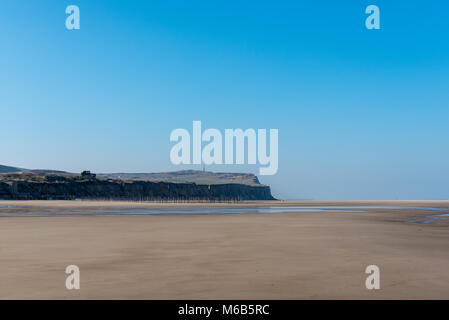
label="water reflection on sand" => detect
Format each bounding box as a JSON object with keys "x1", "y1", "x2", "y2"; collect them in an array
[{"x1": 0, "y1": 205, "x2": 448, "y2": 219}]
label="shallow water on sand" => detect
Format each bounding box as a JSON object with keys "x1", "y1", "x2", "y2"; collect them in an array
[{"x1": 0, "y1": 205, "x2": 447, "y2": 217}]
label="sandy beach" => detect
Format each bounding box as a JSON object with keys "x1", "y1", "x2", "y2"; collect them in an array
[{"x1": 0, "y1": 200, "x2": 448, "y2": 299}]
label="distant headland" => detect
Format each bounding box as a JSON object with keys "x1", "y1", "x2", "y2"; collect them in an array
[{"x1": 0, "y1": 165, "x2": 275, "y2": 201}]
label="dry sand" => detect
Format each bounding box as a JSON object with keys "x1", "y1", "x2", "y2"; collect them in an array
[{"x1": 0, "y1": 200, "x2": 448, "y2": 299}]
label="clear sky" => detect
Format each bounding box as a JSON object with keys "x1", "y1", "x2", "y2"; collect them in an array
[{"x1": 1, "y1": 1, "x2": 448, "y2": 199}]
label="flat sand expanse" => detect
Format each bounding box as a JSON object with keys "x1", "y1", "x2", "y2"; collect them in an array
[{"x1": 0, "y1": 200, "x2": 448, "y2": 299}]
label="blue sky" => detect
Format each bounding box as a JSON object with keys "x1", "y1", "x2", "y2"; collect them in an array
[{"x1": 1, "y1": 1, "x2": 448, "y2": 199}]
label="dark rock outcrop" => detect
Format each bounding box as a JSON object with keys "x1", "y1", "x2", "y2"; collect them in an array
[{"x1": 0, "y1": 173, "x2": 275, "y2": 201}]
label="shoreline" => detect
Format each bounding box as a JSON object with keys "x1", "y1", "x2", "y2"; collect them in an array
[{"x1": 1, "y1": 199, "x2": 449, "y2": 208}]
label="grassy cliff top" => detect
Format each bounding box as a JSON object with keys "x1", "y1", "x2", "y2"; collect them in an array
[
  {"x1": 98, "y1": 170, "x2": 261, "y2": 186},
  {"x1": 0, "y1": 166, "x2": 262, "y2": 186}
]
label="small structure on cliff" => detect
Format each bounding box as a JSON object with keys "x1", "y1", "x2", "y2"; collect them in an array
[{"x1": 80, "y1": 170, "x2": 96, "y2": 180}]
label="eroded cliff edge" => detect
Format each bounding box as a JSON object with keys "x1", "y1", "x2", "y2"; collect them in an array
[{"x1": 0, "y1": 172, "x2": 275, "y2": 201}]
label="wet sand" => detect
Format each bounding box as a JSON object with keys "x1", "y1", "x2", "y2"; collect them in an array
[{"x1": 0, "y1": 200, "x2": 448, "y2": 299}]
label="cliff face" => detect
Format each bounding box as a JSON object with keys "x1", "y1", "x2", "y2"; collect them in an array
[{"x1": 0, "y1": 175, "x2": 275, "y2": 201}]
